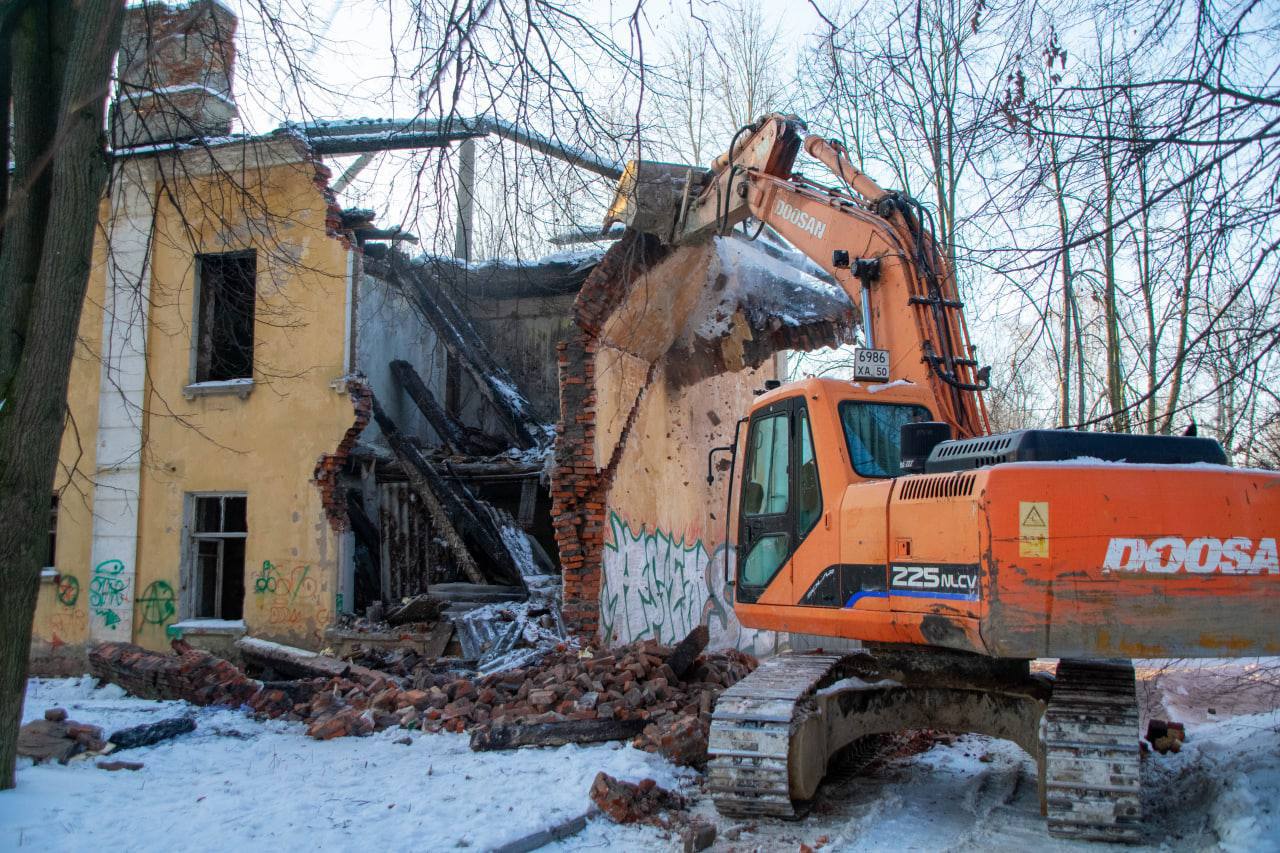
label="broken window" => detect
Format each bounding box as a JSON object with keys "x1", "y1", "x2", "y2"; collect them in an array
[
  {"x1": 195, "y1": 251, "x2": 256, "y2": 382},
  {"x1": 188, "y1": 494, "x2": 247, "y2": 620},
  {"x1": 46, "y1": 495, "x2": 59, "y2": 568}
]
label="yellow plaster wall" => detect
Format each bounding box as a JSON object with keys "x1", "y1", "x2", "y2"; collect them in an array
[
  {"x1": 29, "y1": 207, "x2": 111, "y2": 672},
  {"x1": 30, "y1": 144, "x2": 358, "y2": 666},
  {"x1": 137, "y1": 154, "x2": 354, "y2": 649}
]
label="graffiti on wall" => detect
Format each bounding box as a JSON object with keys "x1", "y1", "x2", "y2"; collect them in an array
[
  {"x1": 49, "y1": 574, "x2": 85, "y2": 647},
  {"x1": 89, "y1": 559, "x2": 130, "y2": 632},
  {"x1": 253, "y1": 560, "x2": 329, "y2": 643},
  {"x1": 56, "y1": 575, "x2": 80, "y2": 607},
  {"x1": 137, "y1": 580, "x2": 177, "y2": 629},
  {"x1": 600, "y1": 511, "x2": 779, "y2": 656}
]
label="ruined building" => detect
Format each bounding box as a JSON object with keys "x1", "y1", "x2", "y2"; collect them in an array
[{"x1": 30, "y1": 0, "x2": 853, "y2": 673}]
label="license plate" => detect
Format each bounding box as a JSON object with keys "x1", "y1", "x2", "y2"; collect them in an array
[{"x1": 853, "y1": 347, "x2": 890, "y2": 381}]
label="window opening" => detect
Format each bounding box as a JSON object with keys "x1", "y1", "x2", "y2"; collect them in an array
[
  {"x1": 189, "y1": 494, "x2": 247, "y2": 619},
  {"x1": 839, "y1": 401, "x2": 932, "y2": 477},
  {"x1": 195, "y1": 252, "x2": 256, "y2": 382}
]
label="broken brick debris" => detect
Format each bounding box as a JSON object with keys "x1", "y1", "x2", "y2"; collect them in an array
[
  {"x1": 87, "y1": 626, "x2": 755, "y2": 763},
  {"x1": 1145, "y1": 719, "x2": 1187, "y2": 754},
  {"x1": 589, "y1": 771, "x2": 716, "y2": 852},
  {"x1": 97, "y1": 760, "x2": 145, "y2": 772},
  {"x1": 17, "y1": 715, "x2": 108, "y2": 764},
  {"x1": 590, "y1": 771, "x2": 686, "y2": 824},
  {"x1": 90, "y1": 640, "x2": 365, "y2": 718},
  {"x1": 108, "y1": 716, "x2": 197, "y2": 751}
]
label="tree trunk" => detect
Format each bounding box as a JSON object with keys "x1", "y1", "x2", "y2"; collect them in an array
[
  {"x1": 1100, "y1": 142, "x2": 1128, "y2": 433},
  {"x1": 1160, "y1": 188, "x2": 1201, "y2": 435},
  {"x1": 0, "y1": 0, "x2": 124, "y2": 790},
  {"x1": 1048, "y1": 128, "x2": 1075, "y2": 428}
]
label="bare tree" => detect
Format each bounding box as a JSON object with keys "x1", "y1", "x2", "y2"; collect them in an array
[{"x1": 0, "y1": 0, "x2": 125, "y2": 789}]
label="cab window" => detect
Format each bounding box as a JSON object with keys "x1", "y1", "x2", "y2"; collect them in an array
[
  {"x1": 743, "y1": 413, "x2": 789, "y2": 516},
  {"x1": 796, "y1": 407, "x2": 821, "y2": 534},
  {"x1": 839, "y1": 401, "x2": 932, "y2": 477}
]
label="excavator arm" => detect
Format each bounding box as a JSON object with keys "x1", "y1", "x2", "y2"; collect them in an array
[{"x1": 608, "y1": 114, "x2": 990, "y2": 437}]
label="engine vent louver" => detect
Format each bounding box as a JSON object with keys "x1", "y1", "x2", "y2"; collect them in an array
[
  {"x1": 897, "y1": 473, "x2": 977, "y2": 501},
  {"x1": 934, "y1": 436, "x2": 1015, "y2": 458},
  {"x1": 924, "y1": 428, "x2": 1228, "y2": 473}
]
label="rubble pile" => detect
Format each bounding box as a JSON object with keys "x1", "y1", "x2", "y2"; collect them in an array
[
  {"x1": 88, "y1": 625, "x2": 755, "y2": 767},
  {"x1": 589, "y1": 771, "x2": 686, "y2": 822},
  {"x1": 303, "y1": 627, "x2": 755, "y2": 764}
]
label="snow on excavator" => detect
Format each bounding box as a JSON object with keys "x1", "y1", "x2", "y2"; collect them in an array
[{"x1": 604, "y1": 114, "x2": 1280, "y2": 842}]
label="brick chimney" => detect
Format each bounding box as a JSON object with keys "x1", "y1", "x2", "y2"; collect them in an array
[{"x1": 112, "y1": 0, "x2": 238, "y2": 149}]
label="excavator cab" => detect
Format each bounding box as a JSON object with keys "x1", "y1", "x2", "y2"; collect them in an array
[{"x1": 731, "y1": 377, "x2": 939, "y2": 612}]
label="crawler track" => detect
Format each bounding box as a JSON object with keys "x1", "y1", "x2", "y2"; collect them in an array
[
  {"x1": 1044, "y1": 659, "x2": 1142, "y2": 843},
  {"x1": 706, "y1": 652, "x2": 844, "y2": 818}
]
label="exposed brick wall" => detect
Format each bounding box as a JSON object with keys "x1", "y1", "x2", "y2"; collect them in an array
[
  {"x1": 90, "y1": 641, "x2": 263, "y2": 708},
  {"x1": 314, "y1": 377, "x2": 373, "y2": 531},
  {"x1": 312, "y1": 162, "x2": 352, "y2": 246},
  {"x1": 117, "y1": 0, "x2": 238, "y2": 96},
  {"x1": 552, "y1": 233, "x2": 671, "y2": 637}
]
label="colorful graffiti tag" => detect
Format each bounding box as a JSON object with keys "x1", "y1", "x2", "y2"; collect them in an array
[
  {"x1": 55, "y1": 575, "x2": 80, "y2": 607},
  {"x1": 253, "y1": 560, "x2": 328, "y2": 643},
  {"x1": 89, "y1": 559, "x2": 129, "y2": 631},
  {"x1": 600, "y1": 511, "x2": 778, "y2": 656},
  {"x1": 137, "y1": 580, "x2": 177, "y2": 628}
]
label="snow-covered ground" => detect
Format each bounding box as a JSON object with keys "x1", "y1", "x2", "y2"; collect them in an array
[{"x1": 2, "y1": 667, "x2": 1278, "y2": 852}]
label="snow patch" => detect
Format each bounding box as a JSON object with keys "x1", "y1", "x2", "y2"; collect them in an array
[
  {"x1": 3, "y1": 678, "x2": 692, "y2": 852},
  {"x1": 816, "y1": 676, "x2": 902, "y2": 697},
  {"x1": 867, "y1": 379, "x2": 915, "y2": 393}
]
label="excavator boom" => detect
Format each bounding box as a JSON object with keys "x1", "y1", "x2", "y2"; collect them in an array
[{"x1": 608, "y1": 113, "x2": 989, "y2": 436}]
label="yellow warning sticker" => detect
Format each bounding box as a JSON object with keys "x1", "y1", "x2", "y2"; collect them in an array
[{"x1": 1019, "y1": 501, "x2": 1049, "y2": 558}]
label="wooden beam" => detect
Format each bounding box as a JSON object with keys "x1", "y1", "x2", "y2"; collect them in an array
[
  {"x1": 372, "y1": 395, "x2": 525, "y2": 586},
  {"x1": 379, "y1": 255, "x2": 545, "y2": 448},
  {"x1": 470, "y1": 718, "x2": 647, "y2": 751},
  {"x1": 389, "y1": 359, "x2": 506, "y2": 456}
]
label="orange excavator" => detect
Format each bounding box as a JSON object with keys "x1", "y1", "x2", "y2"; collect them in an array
[{"x1": 605, "y1": 115, "x2": 1280, "y2": 841}]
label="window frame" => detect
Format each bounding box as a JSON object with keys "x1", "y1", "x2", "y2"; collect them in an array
[
  {"x1": 838, "y1": 400, "x2": 933, "y2": 479},
  {"x1": 182, "y1": 492, "x2": 248, "y2": 621},
  {"x1": 191, "y1": 250, "x2": 257, "y2": 386}
]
